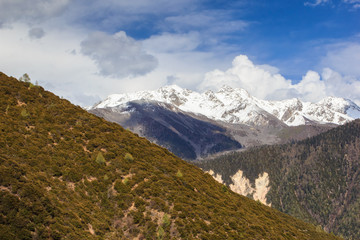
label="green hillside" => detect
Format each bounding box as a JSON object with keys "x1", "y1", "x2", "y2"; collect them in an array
[
  {"x1": 0, "y1": 72, "x2": 340, "y2": 239},
  {"x1": 197, "y1": 119, "x2": 360, "y2": 239}
]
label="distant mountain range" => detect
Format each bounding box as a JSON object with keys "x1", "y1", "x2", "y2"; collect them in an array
[
  {"x1": 89, "y1": 85, "x2": 360, "y2": 159},
  {"x1": 91, "y1": 85, "x2": 360, "y2": 126}
]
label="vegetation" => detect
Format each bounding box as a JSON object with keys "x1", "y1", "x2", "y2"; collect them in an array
[
  {"x1": 197, "y1": 119, "x2": 360, "y2": 239},
  {"x1": 0, "y1": 72, "x2": 341, "y2": 239}
]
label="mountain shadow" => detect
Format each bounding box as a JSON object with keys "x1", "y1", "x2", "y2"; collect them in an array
[{"x1": 90, "y1": 101, "x2": 242, "y2": 160}]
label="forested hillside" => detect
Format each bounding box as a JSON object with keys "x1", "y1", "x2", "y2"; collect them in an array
[{"x1": 197, "y1": 119, "x2": 360, "y2": 239}]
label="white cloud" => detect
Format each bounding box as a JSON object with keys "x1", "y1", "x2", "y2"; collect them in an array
[
  {"x1": 199, "y1": 55, "x2": 292, "y2": 100},
  {"x1": 81, "y1": 31, "x2": 158, "y2": 78},
  {"x1": 140, "y1": 31, "x2": 234, "y2": 90},
  {"x1": 198, "y1": 54, "x2": 360, "y2": 104},
  {"x1": 0, "y1": 0, "x2": 71, "y2": 25},
  {"x1": 0, "y1": 23, "x2": 215, "y2": 107},
  {"x1": 322, "y1": 68, "x2": 360, "y2": 103},
  {"x1": 321, "y1": 43, "x2": 360, "y2": 77},
  {"x1": 294, "y1": 71, "x2": 326, "y2": 102}
]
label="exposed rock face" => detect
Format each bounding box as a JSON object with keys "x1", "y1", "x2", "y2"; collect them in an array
[
  {"x1": 207, "y1": 169, "x2": 271, "y2": 206},
  {"x1": 229, "y1": 170, "x2": 254, "y2": 198},
  {"x1": 253, "y1": 172, "x2": 271, "y2": 205}
]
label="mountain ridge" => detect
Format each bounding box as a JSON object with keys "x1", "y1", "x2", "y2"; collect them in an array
[{"x1": 90, "y1": 84, "x2": 360, "y2": 127}]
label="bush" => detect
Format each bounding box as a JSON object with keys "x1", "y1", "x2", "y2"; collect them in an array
[
  {"x1": 96, "y1": 152, "x2": 106, "y2": 165},
  {"x1": 157, "y1": 226, "x2": 164, "y2": 240},
  {"x1": 124, "y1": 153, "x2": 134, "y2": 162},
  {"x1": 162, "y1": 214, "x2": 170, "y2": 228},
  {"x1": 21, "y1": 109, "x2": 29, "y2": 117},
  {"x1": 176, "y1": 170, "x2": 183, "y2": 178}
]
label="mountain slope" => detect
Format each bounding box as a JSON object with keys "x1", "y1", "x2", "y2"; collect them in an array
[
  {"x1": 196, "y1": 119, "x2": 360, "y2": 239},
  {"x1": 91, "y1": 85, "x2": 360, "y2": 126},
  {"x1": 0, "y1": 72, "x2": 340, "y2": 239},
  {"x1": 90, "y1": 101, "x2": 242, "y2": 160}
]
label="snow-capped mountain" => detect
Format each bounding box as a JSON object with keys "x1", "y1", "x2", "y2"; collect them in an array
[{"x1": 91, "y1": 85, "x2": 360, "y2": 126}]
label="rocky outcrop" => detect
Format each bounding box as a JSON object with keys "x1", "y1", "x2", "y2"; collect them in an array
[{"x1": 206, "y1": 169, "x2": 271, "y2": 206}]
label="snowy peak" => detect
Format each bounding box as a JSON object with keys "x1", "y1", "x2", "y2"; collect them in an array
[
  {"x1": 91, "y1": 85, "x2": 360, "y2": 126},
  {"x1": 318, "y1": 97, "x2": 360, "y2": 119}
]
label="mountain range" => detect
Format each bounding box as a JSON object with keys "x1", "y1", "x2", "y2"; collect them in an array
[
  {"x1": 0, "y1": 72, "x2": 340, "y2": 239},
  {"x1": 89, "y1": 85, "x2": 360, "y2": 160},
  {"x1": 91, "y1": 85, "x2": 360, "y2": 126}
]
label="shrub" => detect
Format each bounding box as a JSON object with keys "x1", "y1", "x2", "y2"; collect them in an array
[
  {"x1": 157, "y1": 226, "x2": 164, "y2": 240},
  {"x1": 124, "y1": 153, "x2": 134, "y2": 162},
  {"x1": 162, "y1": 214, "x2": 170, "y2": 228},
  {"x1": 96, "y1": 152, "x2": 106, "y2": 165},
  {"x1": 176, "y1": 170, "x2": 183, "y2": 178},
  {"x1": 21, "y1": 109, "x2": 29, "y2": 117}
]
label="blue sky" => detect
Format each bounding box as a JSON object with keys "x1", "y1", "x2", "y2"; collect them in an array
[{"x1": 0, "y1": 0, "x2": 359, "y2": 106}]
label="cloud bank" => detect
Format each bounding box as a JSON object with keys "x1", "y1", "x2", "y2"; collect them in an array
[{"x1": 199, "y1": 55, "x2": 360, "y2": 104}]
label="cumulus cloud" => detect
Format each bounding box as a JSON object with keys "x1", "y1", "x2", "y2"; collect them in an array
[
  {"x1": 321, "y1": 43, "x2": 360, "y2": 77},
  {"x1": 199, "y1": 55, "x2": 292, "y2": 100},
  {"x1": 293, "y1": 71, "x2": 326, "y2": 102},
  {"x1": 322, "y1": 68, "x2": 360, "y2": 102},
  {"x1": 198, "y1": 54, "x2": 360, "y2": 104},
  {"x1": 0, "y1": 0, "x2": 70, "y2": 25},
  {"x1": 81, "y1": 31, "x2": 158, "y2": 78},
  {"x1": 28, "y1": 27, "x2": 45, "y2": 39}
]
